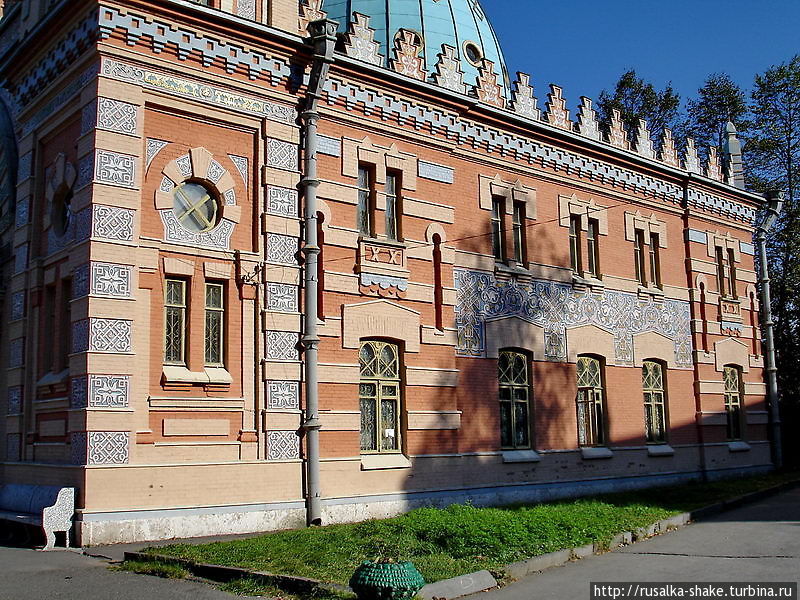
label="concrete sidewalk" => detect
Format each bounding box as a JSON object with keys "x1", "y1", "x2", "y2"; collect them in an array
[{"x1": 473, "y1": 487, "x2": 800, "y2": 600}]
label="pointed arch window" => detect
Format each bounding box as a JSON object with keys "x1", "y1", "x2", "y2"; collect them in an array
[{"x1": 359, "y1": 340, "x2": 401, "y2": 453}]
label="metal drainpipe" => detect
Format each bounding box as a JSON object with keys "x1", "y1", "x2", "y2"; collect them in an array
[
  {"x1": 299, "y1": 18, "x2": 336, "y2": 527},
  {"x1": 756, "y1": 190, "x2": 784, "y2": 469}
]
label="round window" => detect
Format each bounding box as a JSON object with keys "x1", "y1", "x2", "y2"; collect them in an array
[
  {"x1": 463, "y1": 41, "x2": 483, "y2": 66},
  {"x1": 52, "y1": 186, "x2": 73, "y2": 237},
  {"x1": 172, "y1": 181, "x2": 218, "y2": 233}
]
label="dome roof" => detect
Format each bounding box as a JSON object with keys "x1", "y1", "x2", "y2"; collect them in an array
[{"x1": 325, "y1": 0, "x2": 510, "y2": 98}]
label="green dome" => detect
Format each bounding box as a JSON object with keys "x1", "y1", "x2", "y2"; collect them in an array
[{"x1": 325, "y1": 0, "x2": 510, "y2": 97}]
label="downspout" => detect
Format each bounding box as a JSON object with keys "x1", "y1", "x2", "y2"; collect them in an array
[
  {"x1": 756, "y1": 190, "x2": 783, "y2": 469},
  {"x1": 299, "y1": 18, "x2": 337, "y2": 527}
]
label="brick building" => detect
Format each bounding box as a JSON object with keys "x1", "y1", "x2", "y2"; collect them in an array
[{"x1": 0, "y1": 0, "x2": 774, "y2": 545}]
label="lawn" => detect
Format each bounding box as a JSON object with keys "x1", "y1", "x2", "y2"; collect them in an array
[{"x1": 141, "y1": 470, "x2": 798, "y2": 586}]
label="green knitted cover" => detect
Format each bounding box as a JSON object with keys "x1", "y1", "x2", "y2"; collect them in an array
[{"x1": 349, "y1": 561, "x2": 426, "y2": 600}]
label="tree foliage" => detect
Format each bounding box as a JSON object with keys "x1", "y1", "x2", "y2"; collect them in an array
[
  {"x1": 596, "y1": 69, "x2": 681, "y2": 143},
  {"x1": 682, "y1": 73, "x2": 748, "y2": 151}
]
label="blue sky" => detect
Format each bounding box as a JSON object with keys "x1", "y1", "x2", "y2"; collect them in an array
[{"x1": 482, "y1": 1, "x2": 800, "y2": 112}]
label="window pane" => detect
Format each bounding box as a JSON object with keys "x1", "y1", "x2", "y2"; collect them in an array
[
  {"x1": 500, "y1": 402, "x2": 512, "y2": 447},
  {"x1": 491, "y1": 198, "x2": 503, "y2": 260},
  {"x1": 360, "y1": 398, "x2": 377, "y2": 451},
  {"x1": 649, "y1": 233, "x2": 661, "y2": 287},
  {"x1": 513, "y1": 202, "x2": 524, "y2": 263},
  {"x1": 514, "y1": 401, "x2": 529, "y2": 447},
  {"x1": 385, "y1": 173, "x2": 398, "y2": 241},
  {"x1": 164, "y1": 307, "x2": 184, "y2": 363},
  {"x1": 357, "y1": 167, "x2": 372, "y2": 235},
  {"x1": 570, "y1": 216, "x2": 581, "y2": 273},
  {"x1": 204, "y1": 310, "x2": 223, "y2": 364},
  {"x1": 587, "y1": 220, "x2": 599, "y2": 277},
  {"x1": 380, "y1": 399, "x2": 398, "y2": 451},
  {"x1": 206, "y1": 283, "x2": 223, "y2": 309}
]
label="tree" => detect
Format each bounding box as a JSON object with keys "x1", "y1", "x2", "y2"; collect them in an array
[
  {"x1": 682, "y1": 73, "x2": 748, "y2": 151},
  {"x1": 596, "y1": 69, "x2": 681, "y2": 144},
  {"x1": 746, "y1": 55, "x2": 800, "y2": 464}
]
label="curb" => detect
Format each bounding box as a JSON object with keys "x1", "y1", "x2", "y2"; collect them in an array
[{"x1": 123, "y1": 477, "x2": 800, "y2": 600}]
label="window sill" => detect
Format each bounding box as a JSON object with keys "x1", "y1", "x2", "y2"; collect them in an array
[
  {"x1": 647, "y1": 444, "x2": 674, "y2": 457},
  {"x1": 360, "y1": 454, "x2": 411, "y2": 470},
  {"x1": 728, "y1": 441, "x2": 751, "y2": 453},
  {"x1": 580, "y1": 447, "x2": 613, "y2": 460},
  {"x1": 162, "y1": 366, "x2": 233, "y2": 385},
  {"x1": 502, "y1": 449, "x2": 541, "y2": 463},
  {"x1": 36, "y1": 368, "x2": 70, "y2": 388},
  {"x1": 637, "y1": 285, "x2": 665, "y2": 298},
  {"x1": 572, "y1": 274, "x2": 604, "y2": 291}
]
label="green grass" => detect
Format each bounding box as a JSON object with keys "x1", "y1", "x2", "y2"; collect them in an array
[
  {"x1": 144, "y1": 470, "x2": 798, "y2": 586},
  {"x1": 219, "y1": 578, "x2": 355, "y2": 600},
  {"x1": 115, "y1": 559, "x2": 190, "y2": 579}
]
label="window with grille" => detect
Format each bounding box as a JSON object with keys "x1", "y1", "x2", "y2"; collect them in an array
[
  {"x1": 724, "y1": 365, "x2": 744, "y2": 440},
  {"x1": 642, "y1": 361, "x2": 667, "y2": 444},
  {"x1": 498, "y1": 350, "x2": 531, "y2": 449},
  {"x1": 569, "y1": 215, "x2": 582, "y2": 274},
  {"x1": 576, "y1": 356, "x2": 605, "y2": 446},
  {"x1": 385, "y1": 171, "x2": 400, "y2": 241},
  {"x1": 359, "y1": 341, "x2": 401, "y2": 453},
  {"x1": 648, "y1": 232, "x2": 662, "y2": 288},
  {"x1": 204, "y1": 282, "x2": 224, "y2": 366},
  {"x1": 491, "y1": 196, "x2": 505, "y2": 261},
  {"x1": 587, "y1": 218, "x2": 600, "y2": 278},
  {"x1": 164, "y1": 279, "x2": 187, "y2": 364},
  {"x1": 512, "y1": 201, "x2": 525, "y2": 264},
  {"x1": 634, "y1": 229, "x2": 647, "y2": 286},
  {"x1": 357, "y1": 165, "x2": 373, "y2": 236}
]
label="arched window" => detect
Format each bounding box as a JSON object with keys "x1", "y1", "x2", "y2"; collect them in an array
[
  {"x1": 359, "y1": 341, "x2": 401, "y2": 453},
  {"x1": 723, "y1": 365, "x2": 745, "y2": 440},
  {"x1": 642, "y1": 361, "x2": 667, "y2": 444},
  {"x1": 498, "y1": 350, "x2": 531, "y2": 449},
  {"x1": 576, "y1": 356, "x2": 605, "y2": 447}
]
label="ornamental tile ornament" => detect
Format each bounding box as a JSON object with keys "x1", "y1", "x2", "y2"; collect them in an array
[
  {"x1": 146, "y1": 139, "x2": 169, "y2": 170},
  {"x1": 18, "y1": 152, "x2": 32, "y2": 181},
  {"x1": 706, "y1": 146, "x2": 723, "y2": 181},
  {"x1": 10, "y1": 291, "x2": 24, "y2": 321},
  {"x1": 207, "y1": 159, "x2": 225, "y2": 184},
  {"x1": 89, "y1": 375, "x2": 130, "y2": 408},
  {"x1": 607, "y1": 109, "x2": 626, "y2": 149},
  {"x1": 635, "y1": 119, "x2": 655, "y2": 160},
  {"x1": 73, "y1": 265, "x2": 89, "y2": 298},
  {"x1": 391, "y1": 29, "x2": 426, "y2": 81},
  {"x1": 267, "y1": 381, "x2": 299, "y2": 410},
  {"x1": 101, "y1": 57, "x2": 294, "y2": 123},
  {"x1": 159, "y1": 176, "x2": 175, "y2": 193},
  {"x1": 298, "y1": 0, "x2": 327, "y2": 36},
  {"x1": 160, "y1": 210, "x2": 235, "y2": 250},
  {"x1": 236, "y1": 0, "x2": 256, "y2": 20},
  {"x1": 266, "y1": 139, "x2": 298, "y2": 171},
  {"x1": 176, "y1": 154, "x2": 192, "y2": 178},
  {"x1": 317, "y1": 135, "x2": 342, "y2": 157},
  {"x1": 77, "y1": 154, "x2": 93, "y2": 189},
  {"x1": 95, "y1": 149, "x2": 137, "y2": 188},
  {"x1": 97, "y1": 98, "x2": 138, "y2": 136},
  {"x1": 418, "y1": 161, "x2": 454, "y2": 184},
  {"x1": 267, "y1": 430, "x2": 300, "y2": 460},
  {"x1": 71, "y1": 320, "x2": 89, "y2": 353},
  {"x1": 81, "y1": 101, "x2": 96, "y2": 135},
  {"x1": 545, "y1": 85, "x2": 571, "y2": 130},
  {"x1": 575, "y1": 97, "x2": 600, "y2": 141},
  {"x1": 87, "y1": 432, "x2": 129, "y2": 465},
  {"x1": 89, "y1": 318, "x2": 133, "y2": 353},
  {"x1": 453, "y1": 269, "x2": 692, "y2": 368},
  {"x1": 474, "y1": 60, "x2": 504, "y2": 108},
  {"x1": 267, "y1": 283, "x2": 298, "y2": 313},
  {"x1": 15, "y1": 197, "x2": 29, "y2": 227},
  {"x1": 6, "y1": 433, "x2": 21, "y2": 462},
  {"x1": 266, "y1": 331, "x2": 298, "y2": 361},
  {"x1": 9, "y1": 338, "x2": 24, "y2": 368},
  {"x1": 511, "y1": 73, "x2": 541, "y2": 121},
  {"x1": 659, "y1": 128, "x2": 680, "y2": 167},
  {"x1": 266, "y1": 186, "x2": 298, "y2": 217},
  {"x1": 91, "y1": 262, "x2": 133, "y2": 298},
  {"x1": 266, "y1": 233, "x2": 298, "y2": 265},
  {"x1": 223, "y1": 189, "x2": 236, "y2": 206},
  {"x1": 92, "y1": 205, "x2": 135, "y2": 241},
  {"x1": 343, "y1": 13, "x2": 383, "y2": 66},
  {"x1": 70, "y1": 376, "x2": 88, "y2": 409},
  {"x1": 684, "y1": 138, "x2": 701, "y2": 174},
  {"x1": 432, "y1": 45, "x2": 466, "y2": 94},
  {"x1": 7, "y1": 386, "x2": 22, "y2": 415},
  {"x1": 228, "y1": 155, "x2": 249, "y2": 187},
  {"x1": 70, "y1": 432, "x2": 87, "y2": 465}
]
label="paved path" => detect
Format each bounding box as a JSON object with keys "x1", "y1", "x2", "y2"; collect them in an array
[
  {"x1": 0, "y1": 544, "x2": 241, "y2": 600},
  {"x1": 475, "y1": 487, "x2": 800, "y2": 600}
]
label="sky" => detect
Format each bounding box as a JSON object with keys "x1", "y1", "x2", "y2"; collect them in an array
[{"x1": 482, "y1": 1, "x2": 800, "y2": 113}]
